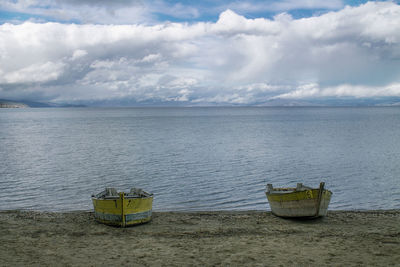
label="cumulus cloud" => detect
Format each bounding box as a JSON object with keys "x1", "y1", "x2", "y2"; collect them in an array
[{"x1": 1, "y1": 2, "x2": 400, "y2": 105}]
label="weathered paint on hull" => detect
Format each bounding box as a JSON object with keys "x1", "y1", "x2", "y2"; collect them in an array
[
  {"x1": 92, "y1": 195, "x2": 153, "y2": 227},
  {"x1": 266, "y1": 189, "x2": 332, "y2": 218}
]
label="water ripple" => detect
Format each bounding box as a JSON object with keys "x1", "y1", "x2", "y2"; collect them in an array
[{"x1": 1, "y1": 107, "x2": 400, "y2": 211}]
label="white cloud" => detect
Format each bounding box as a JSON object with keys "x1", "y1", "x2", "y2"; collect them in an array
[
  {"x1": 71, "y1": 49, "x2": 87, "y2": 60},
  {"x1": 273, "y1": 83, "x2": 400, "y2": 99},
  {"x1": 140, "y1": 53, "x2": 162, "y2": 63},
  {"x1": 0, "y1": 61, "x2": 65, "y2": 84},
  {"x1": 1, "y1": 2, "x2": 400, "y2": 105}
]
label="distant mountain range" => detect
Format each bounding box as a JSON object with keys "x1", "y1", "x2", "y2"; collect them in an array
[
  {"x1": 0, "y1": 99, "x2": 86, "y2": 108},
  {"x1": 1, "y1": 98, "x2": 400, "y2": 108},
  {"x1": 255, "y1": 98, "x2": 400, "y2": 107}
]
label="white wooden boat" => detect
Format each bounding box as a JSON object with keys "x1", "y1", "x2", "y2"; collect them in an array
[{"x1": 266, "y1": 182, "x2": 332, "y2": 218}]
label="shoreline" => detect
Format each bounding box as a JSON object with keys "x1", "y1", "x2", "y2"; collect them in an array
[
  {"x1": 5, "y1": 208, "x2": 400, "y2": 215},
  {"x1": 1, "y1": 210, "x2": 399, "y2": 266}
]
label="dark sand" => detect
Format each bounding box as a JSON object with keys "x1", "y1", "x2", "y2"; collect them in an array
[{"x1": 0, "y1": 210, "x2": 399, "y2": 266}]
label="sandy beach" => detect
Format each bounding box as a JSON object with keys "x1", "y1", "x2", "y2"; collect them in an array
[{"x1": 1, "y1": 210, "x2": 399, "y2": 266}]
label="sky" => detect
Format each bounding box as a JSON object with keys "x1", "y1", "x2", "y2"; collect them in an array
[{"x1": 1, "y1": 0, "x2": 400, "y2": 106}]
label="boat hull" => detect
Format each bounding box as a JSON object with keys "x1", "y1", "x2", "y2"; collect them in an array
[
  {"x1": 266, "y1": 188, "x2": 332, "y2": 218},
  {"x1": 92, "y1": 195, "x2": 153, "y2": 227}
]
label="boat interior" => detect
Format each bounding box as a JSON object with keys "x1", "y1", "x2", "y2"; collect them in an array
[
  {"x1": 266, "y1": 183, "x2": 313, "y2": 194},
  {"x1": 93, "y1": 187, "x2": 153, "y2": 199}
]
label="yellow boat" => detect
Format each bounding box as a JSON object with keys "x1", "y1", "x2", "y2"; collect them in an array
[
  {"x1": 92, "y1": 188, "x2": 153, "y2": 227},
  {"x1": 266, "y1": 182, "x2": 332, "y2": 218}
]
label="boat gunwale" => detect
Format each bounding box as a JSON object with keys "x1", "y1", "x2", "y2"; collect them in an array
[
  {"x1": 266, "y1": 188, "x2": 333, "y2": 196},
  {"x1": 91, "y1": 194, "x2": 154, "y2": 201}
]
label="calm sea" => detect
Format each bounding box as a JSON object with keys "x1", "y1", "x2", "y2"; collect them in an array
[{"x1": 1, "y1": 107, "x2": 400, "y2": 211}]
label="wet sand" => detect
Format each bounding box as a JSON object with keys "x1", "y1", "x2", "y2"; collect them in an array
[{"x1": 1, "y1": 210, "x2": 399, "y2": 266}]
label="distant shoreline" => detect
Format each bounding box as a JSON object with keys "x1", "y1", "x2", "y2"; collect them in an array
[
  {"x1": 1, "y1": 210, "x2": 399, "y2": 266},
  {"x1": 0, "y1": 102, "x2": 29, "y2": 108},
  {"x1": 2, "y1": 104, "x2": 400, "y2": 108},
  {"x1": 0, "y1": 99, "x2": 86, "y2": 108},
  {"x1": 2, "y1": 98, "x2": 400, "y2": 108}
]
